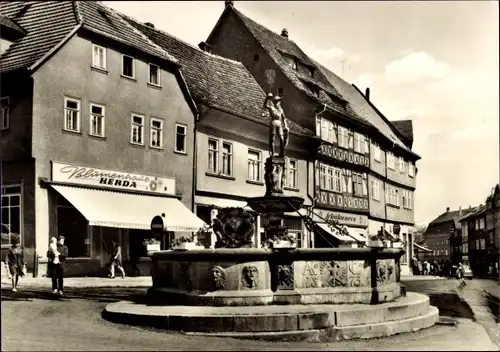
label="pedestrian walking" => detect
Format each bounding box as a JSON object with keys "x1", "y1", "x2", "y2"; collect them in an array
[
  {"x1": 457, "y1": 262, "x2": 467, "y2": 286},
  {"x1": 109, "y1": 240, "x2": 125, "y2": 279},
  {"x1": 48, "y1": 236, "x2": 68, "y2": 295},
  {"x1": 3, "y1": 234, "x2": 26, "y2": 292}
]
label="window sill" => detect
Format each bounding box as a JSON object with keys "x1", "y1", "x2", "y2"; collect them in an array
[
  {"x1": 372, "y1": 198, "x2": 380, "y2": 202},
  {"x1": 130, "y1": 142, "x2": 145, "y2": 149},
  {"x1": 374, "y1": 159, "x2": 382, "y2": 164},
  {"x1": 150, "y1": 145, "x2": 164, "y2": 151},
  {"x1": 89, "y1": 134, "x2": 106, "y2": 141},
  {"x1": 91, "y1": 66, "x2": 108, "y2": 75},
  {"x1": 120, "y1": 75, "x2": 137, "y2": 82},
  {"x1": 174, "y1": 150, "x2": 188, "y2": 156},
  {"x1": 147, "y1": 83, "x2": 162, "y2": 90},
  {"x1": 246, "y1": 180, "x2": 264, "y2": 186},
  {"x1": 62, "y1": 129, "x2": 82, "y2": 136},
  {"x1": 387, "y1": 203, "x2": 400, "y2": 209},
  {"x1": 284, "y1": 186, "x2": 299, "y2": 192},
  {"x1": 206, "y1": 172, "x2": 236, "y2": 181}
]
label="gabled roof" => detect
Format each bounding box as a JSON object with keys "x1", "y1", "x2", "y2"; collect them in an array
[
  {"x1": 208, "y1": 6, "x2": 368, "y2": 126},
  {"x1": 121, "y1": 15, "x2": 314, "y2": 137},
  {"x1": 314, "y1": 61, "x2": 416, "y2": 155},
  {"x1": 391, "y1": 120, "x2": 414, "y2": 145},
  {"x1": 0, "y1": 1, "x2": 176, "y2": 74},
  {"x1": 459, "y1": 205, "x2": 486, "y2": 222}
]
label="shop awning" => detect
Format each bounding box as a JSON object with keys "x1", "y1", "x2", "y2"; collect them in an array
[
  {"x1": 414, "y1": 243, "x2": 433, "y2": 252},
  {"x1": 316, "y1": 223, "x2": 355, "y2": 242},
  {"x1": 51, "y1": 185, "x2": 206, "y2": 231},
  {"x1": 195, "y1": 196, "x2": 252, "y2": 211}
]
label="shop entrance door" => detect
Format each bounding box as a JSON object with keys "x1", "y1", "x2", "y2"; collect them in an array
[{"x1": 100, "y1": 227, "x2": 121, "y2": 268}]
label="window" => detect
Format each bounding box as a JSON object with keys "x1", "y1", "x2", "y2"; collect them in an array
[
  {"x1": 1, "y1": 185, "x2": 21, "y2": 247},
  {"x1": 56, "y1": 194, "x2": 89, "y2": 257},
  {"x1": 149, "y1": 64, "x2": 160, "y2": 86},
  {"x1": 352, "y1": 173, "x2": 363, "y2": 196},
  {"x1": 284, "y1": 216, "x2": 303, "y2": 248},
  {"x1": 92, "y1": 44, "x2": 106, "y2": 70},
  {"x1": 480, "y1": 238, "x2": 486, "y2": 250},
  {"x1": 479, "y1": 218, "x2": 485, "y2": 229},
  {"x1": 371, "y1": 179, "x2": 380, "y2": 201},
  {"x1": 408, "y1": 163, "x2": 415, "y2": 177},
  {"x1": 318, "y1": 118, "x2": 336, "y2": 144},
  {"x1": 316, "y1": 117, "x2": 321, "y2": 137},
  {"x1": 399, "y1": 157, "x2": 405, "y2": 173},
  {"x1": 354, "y1": 133, "x2": 363, "y2": 153},
  {"x1": 334, "y1": 169, "x2": 342, "y2": 192},
  {"x1": 312, "y1": 86, "x2": 320, "y2": 97},
  {"x1": 320, "y1": 165, "x2": 327, "y2": 189},
  {"x1": 475, "y1": 219, "x2": 479, "y2": 229},
  {"x1": 130, "y1": 114, "x2": 144, "y2": 145},
  {"x1": 150, "y1": 118, "x2": 163, "y2": 148},
  {"x1": 373, "y1": 143, "x2": 381, "y2": 162},
  {"x1": 208, "y1": 139, "x2": 219, "y2": 173},
  {"x1": 253, "y1": 54, "x2": 260, "y2": 61},
  {"x1": 0, "y1": 97, "x2": 9, "y2": 130},
  {"x1": 175, "y1": 124, "x2": 187, "y2": 153},
  {"x1": 89, "y1": 103, "x2": 105, "y2": 137},
  {"x1": 387, "y1": 152, "x2": 395, "y2": 170},
  {"x1": 222, "y1": 142, "x2": 233, "y2": 176},
  {"x1": 122, "y1": 55, "x2": 135, "y2": 78},
  {"x1": 338, "y1": 126, "x2": 349, "y2": 149},
  {"x1": 327, "y1": 168, "x2": 334, "y2": 191},
  {"x1": 64, "y1": 97, "x2": 80, "y2": 132},
  {"x1": 292, "y1": 59, "x2": 298, "y2": 70},
  {"x1": 308, "y1": 67, "x2": 314, "y2": 78},
  {"x1": 278, "y1": 87, "x2": 284, "y2": 96},
  {"x1": 248, "y1": 150, "x2": 262, "y2": 182},
  {"x1": 386, "y1": 186, "x2": 400, "y2": 207},
  {"x1": 445, "y1": 249, "x2": 448, "y2": 255},
  {"x1": 286, "y1": 158, "x2": 298, "y2": 189},
  {"x1": 402, "y1": 190, "x2": 412, "y2": 209}
]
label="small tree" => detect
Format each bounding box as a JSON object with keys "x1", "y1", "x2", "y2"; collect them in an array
[{"x1": 411, "y1": 225, "x2": 428, "y2": 245}]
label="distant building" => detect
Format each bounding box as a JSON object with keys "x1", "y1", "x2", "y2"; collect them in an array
[
  {"x1": 485, "y1": 184, "x2": 500, "y2": 276},
  {"x1": 424, "y1": 207, "x2": 460, "y2": 262}
]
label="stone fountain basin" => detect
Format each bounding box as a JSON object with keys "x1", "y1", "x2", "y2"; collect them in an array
[{"x1": 149, "y1": 248, "x2": 404, "y2": 306}]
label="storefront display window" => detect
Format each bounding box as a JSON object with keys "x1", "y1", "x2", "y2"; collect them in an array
[{"x1": 56, "y1": 195, "x2": 90, "y2": 257}]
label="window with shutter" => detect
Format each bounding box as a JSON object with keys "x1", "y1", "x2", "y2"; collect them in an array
[{"x1": 348, "y1": 131, "x2": 354, "y2": 149}]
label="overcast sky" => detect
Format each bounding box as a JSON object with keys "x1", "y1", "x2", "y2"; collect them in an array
[{"x1": 105, "y1": 1, "x2": 499, "y2": 225}]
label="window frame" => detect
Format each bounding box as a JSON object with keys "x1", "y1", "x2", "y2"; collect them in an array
[
  {"x1": 399, "y1": 157, "x2": 405, "y2": 173},
  {"x1": 174, "y1": 123, "x2": 187, "y2": 154},
  {"x1": 408, "y1": 163, "x2": 415, "y2": 177},
  {"x1": 148, "y1": 63, "x2": 161, "y2": 86},
  {"x1": 130, "y1": 113, "x2": 145, "y2": 146},
  {"x1": 1, "y1": 184, "x2": 22, "y2": 248},
  {"x1": 221, "y1": 141, "x2": 233, "y2": 177},
  {"x1": 208, "y1": 138, "x2": 220, "y2": 173},
  {"x1": 286, "y1": 158, "x2": 298, "y2": 189},
  {"x1": 89, "y1": 103, "x2": 106, "y2": 138},
  {"x1": 338, "y1": 126, "x2": 349, "y2": 149},
  {"x1": 92, "y1": 43, "x2": 107, "y2": 70},
  {"x1": 371, "y1": 179, "x2": 380, "y2": 201},
  {"x1": 0, "y1": 96, "x2": 10, "y2": 130},
  {"x1": 63, "y1": 97, "x2": 81, "y2": 133},
  {"x1": 247, "y1": 149, "x2": 262, "y2": 182},
  {"x1": 150, "y1": 117, "x2": 164, "y2": 149},
  {"x1": 121, "y1": 54, "x2": 136, "y2": 79}
]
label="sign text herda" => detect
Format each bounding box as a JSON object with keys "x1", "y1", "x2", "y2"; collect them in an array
[{"x1": 51, "y1": 162, "x2": 176, "y2": 195}]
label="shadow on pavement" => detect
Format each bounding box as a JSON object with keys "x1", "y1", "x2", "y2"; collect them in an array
[
  {"x1": 1, "y1": 287, "x2": 149, "y2": 304},
  {"x1": 484, "y1": 291, "x2": 500, "y2": 323},
  {"x1": 427, "y1": 293, "x2": 475, "y2": 321}
]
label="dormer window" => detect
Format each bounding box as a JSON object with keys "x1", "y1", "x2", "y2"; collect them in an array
[
  {"x1": 253, "y1": 53, "x2": 260, "y2": 61},
  {"x1": 292, "y1": 59, "x2": 298, "y2": 70},
  {"x1": 0, "y1": 15, "x2": 26, "y2": 55},
  {"x1": 308, "y1": 67, "x2": 315, "y2": 77},
  {"x1": 313, "y1": 86, "x2": 320, "y2": 97}
]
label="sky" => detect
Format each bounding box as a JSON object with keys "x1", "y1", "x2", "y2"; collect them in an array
[{"x1": 105, "y1": 1, "x2": 499, "y2": 225}]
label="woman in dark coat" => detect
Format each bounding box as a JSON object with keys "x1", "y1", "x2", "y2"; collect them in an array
[{"x1": 3, "y1": 235, "x2": 26, "y2": 292}]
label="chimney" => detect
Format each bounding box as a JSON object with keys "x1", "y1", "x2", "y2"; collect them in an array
[
  {"x1": 446, "y1": 207, "x2": 450, "y2": 213},
  {"x1": 459, "y1": 206, "x2": 462, "y2": 216},
  {"x1": 469, "y1": 205, "x2": 472, "y2": 210},
  {"x1": 198, "y1": 41, "x2": 212, "y2": 54},
  {"x1": 144, "y1": 22, "x2": 155, "y2": 28},
  {"x1": 365, "y1": 87, "x2": 370, "y2": 101},
  {"x1": 281, "y1": 28, "x2": 289, "y2": 39},
  {"x1": 225, "y1": 0, "x2": 234, "y2": 8}
]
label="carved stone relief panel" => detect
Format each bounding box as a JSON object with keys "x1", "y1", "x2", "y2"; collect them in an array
[
  {"x1": 347, "y1": 260, "x2": 370, "y2": 287},
  {"x1": 303, "y1": 261, "x2": 320, "y2": 288},
  {"x1": 212, "y1": 265, "x2": 226, "y2": 290},
  {"x1": 376, "y1": 259, "x2": 395, "y2": 285},
  {"x1": 241, "y1": 265, "x2": 259, "y2": 289},
  {"x1": 276, "y1": 264, "x2": 294, "y2": 290},
  {"x1": 320, "y1": 261, "x2": 348, "y2": 287}
]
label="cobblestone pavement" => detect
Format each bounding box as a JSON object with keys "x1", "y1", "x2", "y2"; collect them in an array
[
  {"x1": 1, "y1": 285, "x2": 498, "y2": 351},
  {"x1": 402, "y1": 277, "x2": 500, "y2": 348}
]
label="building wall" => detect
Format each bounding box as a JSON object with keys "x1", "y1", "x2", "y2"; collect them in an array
[
  {"x1": 207, "y1": 11, "x2": 317, "y2": 133},
  {"x1": 385, "y1": 183, "x2": 414, "y2": 224},
  {"x1": 424, "y1": 221, "x2": 453, "y2": 261},
  {"x1": 0, "y1": 76, "x2": 33, "y2": 161},
  {"x1": 385, "y1": 153, "x2": 416, "y2": 189},
  {"x1": 368, "y1": 174, "x2": 386, "y2": 220},
  {"x1": 369, "y1": 141, "x2": 386, "y2": 177},
  {"x1": 30, "y1": 33, "x2": 196, "y2": 255}
]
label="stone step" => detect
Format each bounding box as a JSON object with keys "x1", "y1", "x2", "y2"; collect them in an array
[
  {"x1": 103, "y1": 292, "x2": 434, "y2": 335},
  {"x1": 184, "y1": 306, "x2": 440, "y2": 342}
]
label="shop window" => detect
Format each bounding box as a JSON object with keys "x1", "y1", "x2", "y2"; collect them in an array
[
  {"x1": 1, "y1": 185, "x2": 22, "y2": 247},
  {"x1": 56, "y1": 197, "x2": 90, "y2": 258}
]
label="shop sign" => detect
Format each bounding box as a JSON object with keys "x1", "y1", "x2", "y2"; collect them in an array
[
  {"x1": 151, "y1": 215, "x2": 165, "y2": 235},
  {"x1": 51, "y1": 162, "x2": 175, "y2": 195},
  {"x1": 311, "y1": 209, "x2": 368, "y2": 227},
  {"x1": 319, "y1": 143, "x2": 369, "y2": 167}
]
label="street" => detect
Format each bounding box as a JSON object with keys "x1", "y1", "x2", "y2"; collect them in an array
[{"x1": 1, "y1": 278, "x2": 499, "y2": 351}]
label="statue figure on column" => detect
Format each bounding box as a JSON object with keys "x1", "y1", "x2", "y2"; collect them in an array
[{"x1": 264, "y1": 93, "x2": 289, "y2": 157}]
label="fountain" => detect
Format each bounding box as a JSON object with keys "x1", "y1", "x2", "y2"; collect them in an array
[{"x1": 103, "y1": 94, "x2": 438, "y2": 341}]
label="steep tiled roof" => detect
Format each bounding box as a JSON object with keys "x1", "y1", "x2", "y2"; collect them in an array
[
  {"x1": 225, "y1": 7, "x2": 367, "y2": 124},
  {"x1": 0, "y1": 1, "x2": 176, "y2": 74},
  {"x1": 121, "y1": 16, "x2": 314, "y2": 137},
  {"x1": 391, "y1": 120, "x2": 413, "y2": 144},
  {"x1": 314, "y1": 60, "x2": 414, "y2": 154},
  {"x1": 0, "y1": 1, "x2": 79, "y2": 73},
  {"x1": 459, "y1": 205, "x2": 486, "y2": 222},
  {"x1": 430, "y1": 207, "x2": 479, "y2": 226}
]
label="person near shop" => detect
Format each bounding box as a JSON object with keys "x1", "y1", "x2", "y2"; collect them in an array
[
  {"x1": 4, "y1": 235, "x2": 26, "y2": 292},
  {"x1": 48, "y1": 236, "x2": 68, "y2": 295},
  {"x1": 109, "y1": 240, "x2": 126, "y2": 279},
  {"x1": 456, "y1": 262, "x2": 467, "y2": 286}
]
